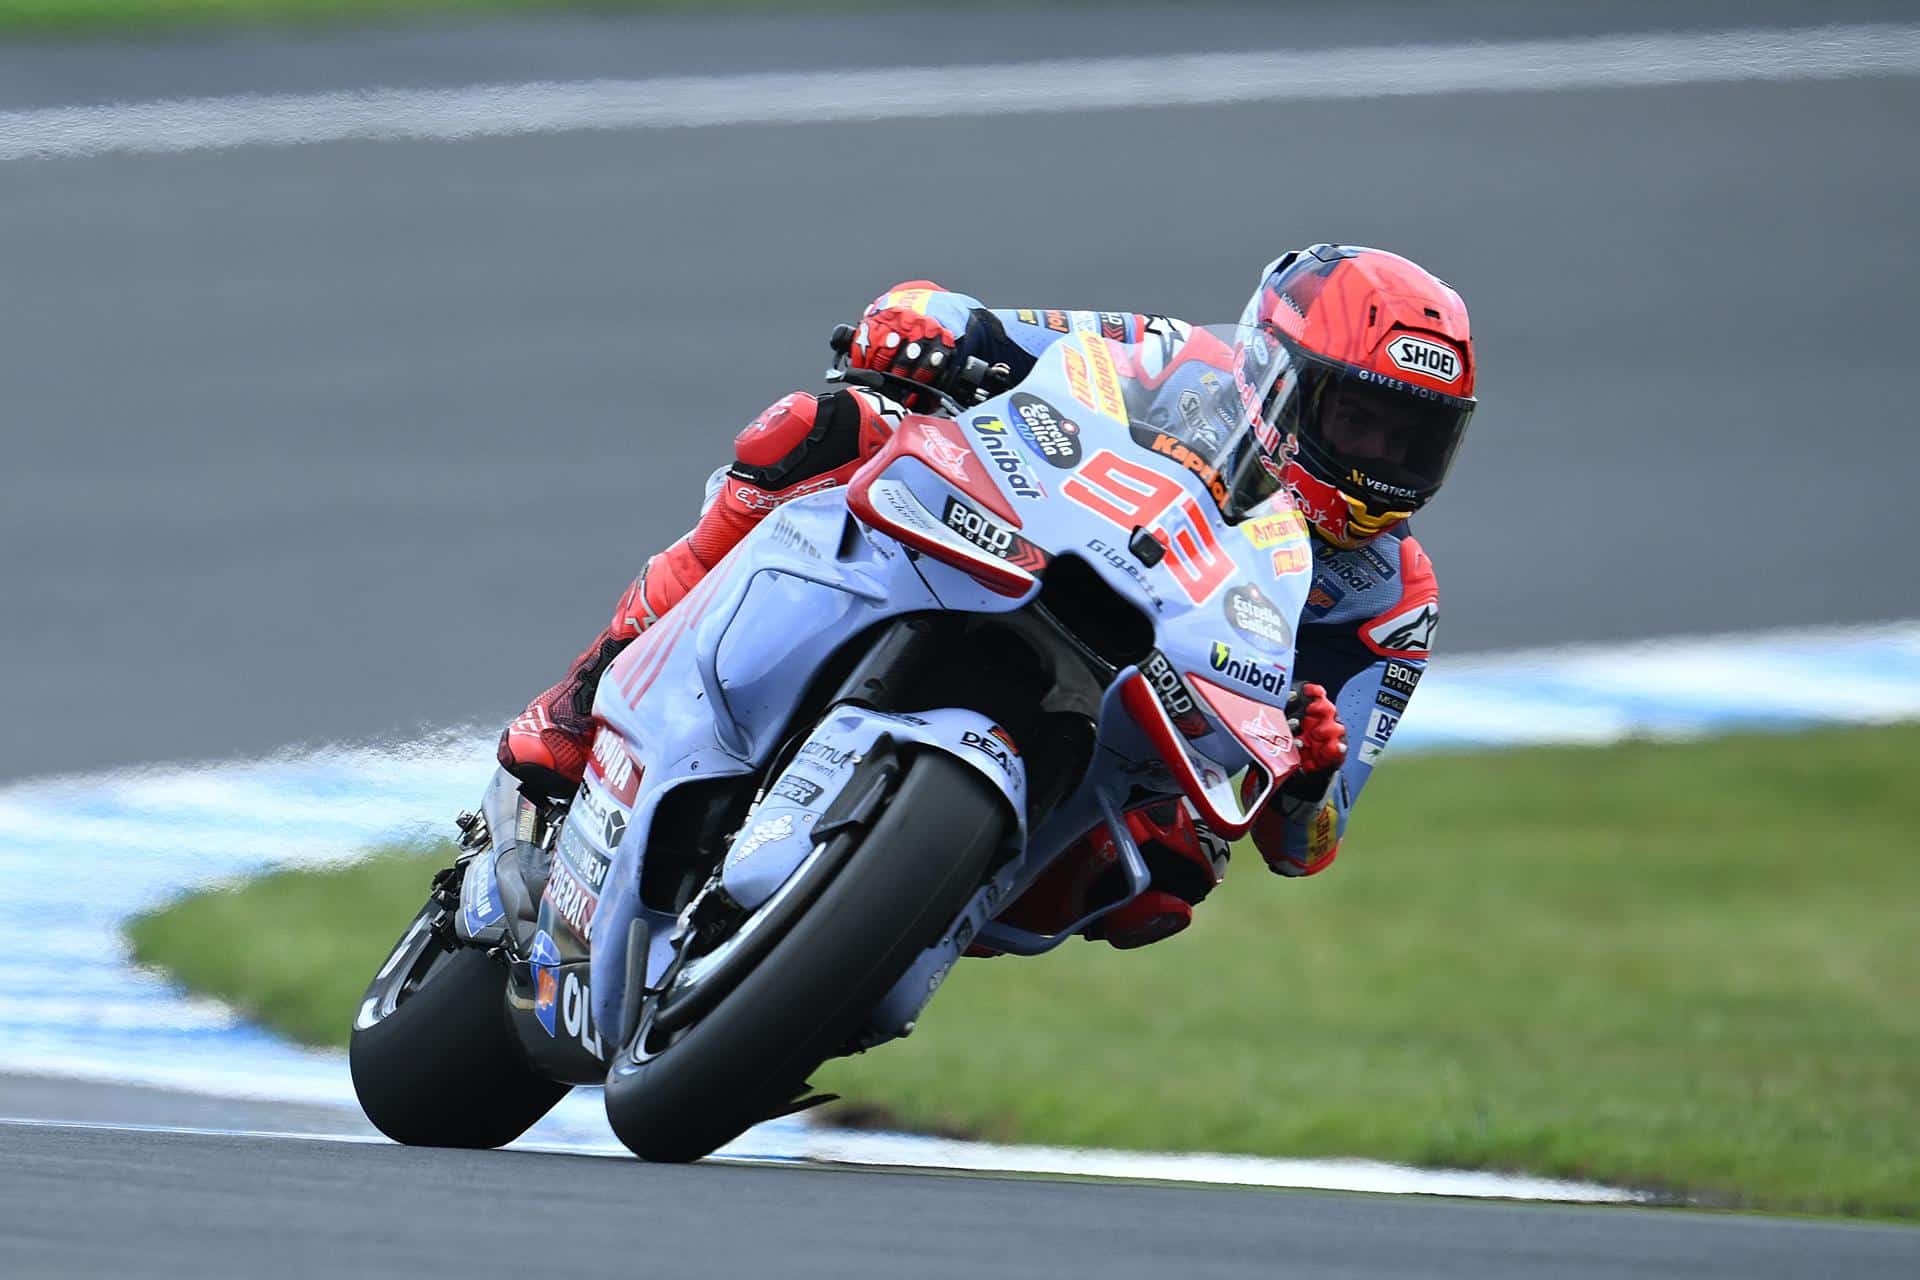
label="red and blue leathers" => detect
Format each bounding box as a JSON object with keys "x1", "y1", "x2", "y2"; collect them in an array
[{"x1": 501, "y1": 284, "x2": 1436, "y2": 936}]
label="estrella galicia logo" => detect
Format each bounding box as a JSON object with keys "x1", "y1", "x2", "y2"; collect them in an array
[
  {"x1": 1008, "y1": 392, "x2": 1083, "y2": 469},
  {"x1": 1223, "y1": 583, "x2": 1292, "y2": 654}
]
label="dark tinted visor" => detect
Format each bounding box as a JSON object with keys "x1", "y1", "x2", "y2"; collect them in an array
[{"x1": 1264, "y1": 336, "x2": 1474, "y2": 504}]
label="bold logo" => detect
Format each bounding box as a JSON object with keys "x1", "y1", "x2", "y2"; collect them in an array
[
  {"x1": 1207, "y1": 642, "x2": 1288, "y2": 695},
  {"x1": 969, "y1": 416, "x2": 1044, "y2": 499},
  {"x1": 1142, "y1": 650, "x2": 1209, "y2": 739},
  {"x1": 588, "y1": 728, "x2": 641, "y2": 807},
  {"x1": 1008, "y1": 393, "x2": 1083, "y2": 468},
  {"x1": 942, "y1": 496, "x2": 1015, "y2": 556},
  {"x1": 1385, "y1": 334, "x2": 1461, "y2": 384},
  {"x1": 1223, "y1": 584, "x2": 1292, "y2": 654},
  {"x1": 940, "y1": 497, "x2": 1048, "y2": 574},
  {"x1": 1381, "y1": 659, "x2": 1423, "y2": 696}
]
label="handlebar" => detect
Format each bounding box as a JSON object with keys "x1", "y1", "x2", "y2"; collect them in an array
[{"x1": 825, "y1": 323, "x2": 1009, "y2": 416}]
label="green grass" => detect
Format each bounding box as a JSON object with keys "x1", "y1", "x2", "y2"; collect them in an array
[
  {"x1": 0, "y1": 0, "x2": 884, "y2": 37},
  {"x1": 128, "y1": 723, "x2": 1920, "y2": 1217}
]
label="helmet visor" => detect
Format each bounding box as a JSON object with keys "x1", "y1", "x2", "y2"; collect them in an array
[{"x1": 1264, "y1": 335, "x2": 1474, "y2": 508}]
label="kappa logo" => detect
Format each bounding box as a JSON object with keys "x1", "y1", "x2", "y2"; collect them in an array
[{"x1": 1385, "y1": 335, "x2": 1462, "y2": 384}]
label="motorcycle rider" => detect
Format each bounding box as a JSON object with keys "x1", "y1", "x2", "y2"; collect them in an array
[{"x1": 499, "y1": 245, "x2": 1475, "y2": 949}]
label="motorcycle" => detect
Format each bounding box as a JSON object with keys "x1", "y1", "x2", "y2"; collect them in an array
[{"x1": 349, "y1": 318, "x2": 1313, "y2": 1161}]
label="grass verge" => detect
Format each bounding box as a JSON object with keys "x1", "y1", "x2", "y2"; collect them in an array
[{"x1": 128, "y1": 723, "x2": 1920, "y2": 1217}]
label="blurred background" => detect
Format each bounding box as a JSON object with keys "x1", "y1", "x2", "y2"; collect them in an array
[{"x1": 5, "y1": 0, "x2": 1918, "y2": 781}]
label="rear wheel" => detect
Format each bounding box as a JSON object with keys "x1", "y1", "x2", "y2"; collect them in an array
[
  {"x1": 349, "y1": 886, "x2": 569, "y2": 1148},
  {"x1": 603, "y1": 749, "x2": 1007, "y2": 1162}
]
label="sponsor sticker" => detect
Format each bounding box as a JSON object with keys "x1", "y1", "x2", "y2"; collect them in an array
[
  {"x1": 726, "y1": 812, "x2": 798, "y2": 870},
  {"x1": 960, "y1": 727, "x2": 1019, "y2": 775},
  {"x1": 1208, "y1": 641, "x2": 1288, "y2": 695},
  {"x1": 968, "y1": 416, "x2": 1044, "y2": 499},
  {"x1": 1366, "y1": 707, "x2": 1401, "y2": 745},
  {"x1": 916, "y1": 420, "x2": 973, "y2": 483},
  {"x1": 1375, "y1": 688, "x2": 1409, "y2": 714},
  {"x1": 771, "y1": 774, "x2": 824, "y2": 807},
  {"x1": 1242, "y1": 508, "x2": 1309, "y2": 551},
  {"x1": 1142, "y1": 650, "x2": 1209, "y2": 739},
  {"x1": 1381, "y1": 660, "x2": 1423, "y2": 697},
  {"x1": 529, "y1": 930, "x2": 561, "y2": 1037},
  {"x1": 587, "y1": 729, "x2": 642, "y2": 807},
  {"x1": 1008, "y1": 393, "x2": 1084, "y2": 469},
  {"x1": 544, "y1": 859, "x2": 599, "y2": 941},
  {"x1": 1271, "y1": 546, "x2": 1311, "y2": 577},
  {"x1": 1079, "y1": 334, "x2": 1129, "y2": 422},
  {"x1": 1063, "y1": 348, "x2": 1098, "y2": 415},
  {"x1": 1139, "y1": 430, "x2": 1229, "y2": 510},
  {"x1": 1386, "y1": 334, "x2": 1462, "y2": 384},
  {"x1": 1223, "y1": 583, "x2": 1293, "y2": 654}
]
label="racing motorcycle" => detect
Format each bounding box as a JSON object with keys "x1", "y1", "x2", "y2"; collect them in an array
[{"x1": 349, "y1": 319, "x2": 1314, "y2": 1161}]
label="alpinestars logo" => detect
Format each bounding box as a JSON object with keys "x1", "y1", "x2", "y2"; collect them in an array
[{"x1": 1366, "y1": 603, "x2": 1438, "y2": 656}]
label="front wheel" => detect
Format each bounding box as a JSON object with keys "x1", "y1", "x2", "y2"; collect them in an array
[
  {"x1": 349, "y1": 890, "x2": 569, "y2": 1148},
  {"x1": 604, "y1": 749, "x2": 1007, "y2": 1162}
]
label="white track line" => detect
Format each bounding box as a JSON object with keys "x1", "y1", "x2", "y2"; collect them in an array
[
  {"x1": 3, "y1": 22, "x2": 1918, "y2": 161},
  {"x1": 0, "y1": 1115, "x2": 1641, "y2": 1200}
]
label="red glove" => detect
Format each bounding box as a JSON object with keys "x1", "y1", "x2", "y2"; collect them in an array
[
  {"x1": 1288, "y1": 682, "x2": 1347, "y2": 777},
  {"x1": 1251, "y1": 682, "x2": 1348, "y2": 877},
  {"x1": 849, "y1": 280, "x2": 959, "y2": 400}
]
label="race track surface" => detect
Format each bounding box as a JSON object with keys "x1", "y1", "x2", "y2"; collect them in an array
[
  {"x1": 6, "y1": 3, "x2": 1920, "y2": 779},
  {"x1": 4, "y1": 1120, "x2": 1916, "y2": 1280}
]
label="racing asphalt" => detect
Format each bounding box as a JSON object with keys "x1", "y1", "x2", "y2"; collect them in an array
[{"x1": 3, "y1": 3, "x2": 1919, "y2": 1274}]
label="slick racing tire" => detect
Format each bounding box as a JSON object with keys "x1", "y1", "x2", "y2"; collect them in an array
[
  {"x1": 350, "y1": 901, "x2": 569, "y2": 1148},
  {"x1": 604, "y1": 749, "x2": 1007, "y2": 1163}
]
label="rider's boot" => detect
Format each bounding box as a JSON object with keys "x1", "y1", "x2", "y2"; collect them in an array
[
  {"x1": 1089, "y1": 800, "x2": 1232, "y2": 950},
  {"x1": 497, "y1": 389, "x2": 900, "y2": 799}
]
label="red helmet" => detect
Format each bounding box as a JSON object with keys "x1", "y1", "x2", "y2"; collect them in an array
[{"x1": 1238, "y1": 245, "x2": 1476, "y2": 547}]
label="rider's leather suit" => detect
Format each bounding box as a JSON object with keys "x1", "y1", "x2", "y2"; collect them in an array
[{"x1": 500, "y1": 287, "x2": 1438, "y2": 908}]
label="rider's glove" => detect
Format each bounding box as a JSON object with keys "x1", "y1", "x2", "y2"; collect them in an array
[
  {"x1": 849, "y1": 281, "x2": 961, "y2": 403},
  {"x1": 1253, "y1": 682, "x2": 1348, "y2": 877}
]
